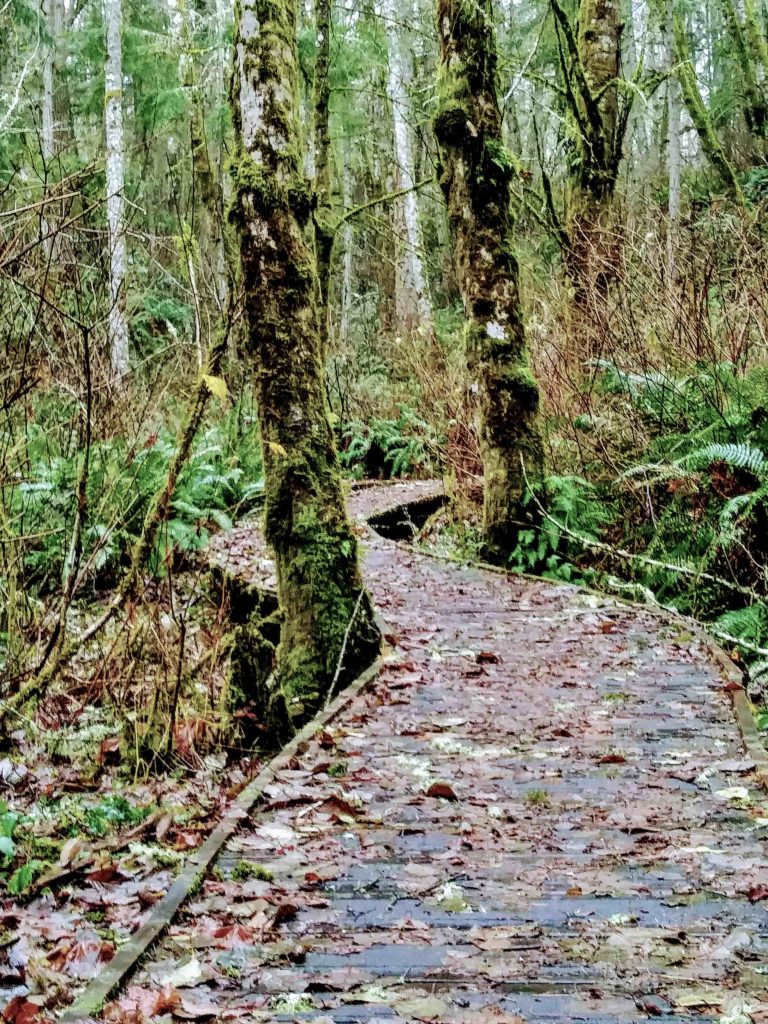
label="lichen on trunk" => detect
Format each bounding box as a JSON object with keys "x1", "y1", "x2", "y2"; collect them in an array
[
  {"x1": 230, "y1": 0, "x2": 381, "y2": 731},
  {"x1": 433, "y1": 0, "x2": 544, "y2": 561}
]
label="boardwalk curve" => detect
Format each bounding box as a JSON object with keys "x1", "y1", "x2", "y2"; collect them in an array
[{"x1": 76, "y1": 482, "x2": 768, "y2": 1023}]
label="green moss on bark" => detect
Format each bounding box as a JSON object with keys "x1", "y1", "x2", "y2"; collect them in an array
[
  {"x1": 230, "y1": 0, "x2": 381, "y2": 732},
  {"x1": 434, "y1": 0, "x2": 544, "y2": 561}
]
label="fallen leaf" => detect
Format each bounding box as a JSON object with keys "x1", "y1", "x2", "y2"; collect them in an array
[
  {"x1": 426, "y1": 781, "x2": 458, "y2": 800},
  {"x1": 393, "y1": 995, "x2": 447, "y2": 1020},
  {"x1": 159, "y1": 958, "x2": 205, "y2": 988}
]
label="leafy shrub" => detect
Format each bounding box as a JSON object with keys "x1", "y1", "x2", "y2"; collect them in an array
[
  {"x1": 10, "y1": 394, "x2": 264, "y2": 589},
  {"x1": 510, "y1": 474, "x2": 613, "y2": 582},
  {"x1": 340, "y1": 405, "x2": 441, "y2": 479}
]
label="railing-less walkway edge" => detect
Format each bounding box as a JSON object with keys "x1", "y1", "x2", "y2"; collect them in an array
[{"x1": 63, "y1": 480, "x2": 768, "y2": 1024}]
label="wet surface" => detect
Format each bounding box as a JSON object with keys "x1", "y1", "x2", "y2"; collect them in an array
[{"x1": 127, "y1": 481, "x2": 768, "y2": 1024}]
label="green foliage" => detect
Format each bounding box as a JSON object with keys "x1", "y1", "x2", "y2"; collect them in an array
[
  {"x1": 11, "y1": 394, "x2": 264, "y2": 590},
  {"x1": 0, "y1": 803, "x2": 21, "y2": 866},
  {"x1": 77, "y1": 795, "x2": 150, "y2": 838},
  {"x1": 595, "y1": 359, "x2": 768, "y2": 670},
  {"x1": 340, "y1": 406, "x2": 441, "y2": 479},
  {"x1": 7, "y1": 860, "x2": 45, "y2": 895},
  {"x1": 510, "y1": 474, "x2": 612, "y2": 581}
]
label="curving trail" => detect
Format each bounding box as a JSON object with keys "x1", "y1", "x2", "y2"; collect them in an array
[{"x1": 114, "y1": 482, "x2": 768, "y2": 1023}]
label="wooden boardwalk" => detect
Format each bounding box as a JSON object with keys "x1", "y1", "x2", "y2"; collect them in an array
[{"x1": 100, "y1": 482, "x2": 768, "y2": 1023}]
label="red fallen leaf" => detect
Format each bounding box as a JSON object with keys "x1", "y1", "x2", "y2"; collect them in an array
[
  {"x1": 53, "y1": 937, "x2": 115, "y2": 979},
  {"x1": 138, "y1": 888, "x2": 165, "y2": 909},
  {"x1": 106, "y1": 984, "x2": 181, "y2": 1023},
  {"x1": 426, "y1": 782, "x2": 458, "y2": 801},
  {"x1": 317, "y1": 795, "x2": 359, "y2": 821},
  {"x1": 310, "y1": 761, "x2": 332, "y2": 775},
  {"x1": 174, "y1": 830, "x2": 204, "y2": 849},
  {"x1": 86, "y1": 864, "x2": 129, "y2": 883},
  {"x1": 98, "y1": 736, "x2": 122, "y2": 765},
  {"x1": 304, "y1": 865, "x2": 337, "y2": 886},
  {"x1": 747, "y1": 885, "x2": 768, "y2": 902},
  {"x1": 317, "y1": 730, "x2": 335, "y2": 748},
  {"x1": 2, "y1": 997, "x2": 50, "y2": 1024},
  {"x1": 271, "y1": 901, "x2": 299, "y2": 926},
  {"x1": 723, "y1": 679, "x2": 743, "y2": 692},
  {"x1": 597, "y1": 753, "x2": 627, "y2": 764},
  {"x1": 475, "y1": 650, "x2": 499, "y2": 664},
  {"x1": 600, "y1": 621, "x2": 616, "y2": 634},
  {"x1": 211, "y1": 923, "x2": 260, "y2": 948}
]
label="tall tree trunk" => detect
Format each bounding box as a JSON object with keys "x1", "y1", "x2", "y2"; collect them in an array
[
  {"x1": 567, "y1": 0, "x2": 623, "y2": 301},
  {"x1": 550, "y1": 0, "x2": 634, "y2": 358},
  {"x1": 104, "y1": 0, "x2": 129, "y2": 381},
  {"x1": 183, "y1": 5, "x2": 229, "y2": 316},
  {"x1": 666, "y1": 0, "x2": 681, "y2": 285},
  {"x1": 434, "y1": 0, "x2": 544, "y2": 560},
  {"x1": 41, "y1": 0, "x2": 55, "y2": 167},
  {"x1": 41, "y1": 0, "x2": 68, "y2": 163},
  {"x1": 719, "y1": 0, "x2": 768, "y2": 159},
  {"x1": 673, "y1": 11, "x2": 744, "y2": 200},
  {"x1": 339, "y1": 142, "x2": 354, "y2": 344},
  {"x1": 231, "y1": 0, "x2": 381, "y2": 727},
  {"x1": 313, "y1": 0, "x2": 334, "y2": 343},
  {"x1": 383, "y1": 0, "x2": 432, "y2": 336}
]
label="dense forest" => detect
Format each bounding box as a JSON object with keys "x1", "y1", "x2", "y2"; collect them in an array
[{"x1": 2, "y1": 0, "x2": 768, "y2": 954}]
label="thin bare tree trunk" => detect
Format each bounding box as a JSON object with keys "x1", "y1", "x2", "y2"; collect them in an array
[
  {"x1": 339, "y1": 143, "x2": 354, "y2": 343},
  {"x1": 666, "y1": 0, "x2": 681, "y2": 285},
  {"x1": 383, "y1": 0, "x2": 432, "y2": 336},
  {"x1": 104, "y1": 0, "x2": 129, "y2": 381}
]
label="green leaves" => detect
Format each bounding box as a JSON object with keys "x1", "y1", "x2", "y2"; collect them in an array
[{"x1": 340, "y1": 406, "x2": 440, "y2": 479}]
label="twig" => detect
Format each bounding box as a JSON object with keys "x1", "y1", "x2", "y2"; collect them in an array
[{"x1": 324, "y1": 590, "x2": 365, "y2": 710}]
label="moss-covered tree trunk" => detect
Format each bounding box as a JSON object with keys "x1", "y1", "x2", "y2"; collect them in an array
[
  {"x1": 673, "y1": 12, "x2": 744, "y2": 201},
  {"x1": 718, "y1": 0, "x2": 768, "y2": 162},
  {"x1": 566, "y1": 0, "x2": 623, "y2": 303},
  {"x1": 231, "y1": 0, "x2": 381, "y2": 731},
  {"x1": 433, "y1": 0, "x2": 544, "y2": 561},
  {"x1": 549, "y1": 0, "x2": 634, "y2": 357},
  {"x1": 313, "y1": 0, "x2": 334, "y2": 344}
]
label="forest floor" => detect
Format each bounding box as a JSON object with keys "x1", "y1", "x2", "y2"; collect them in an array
[{"x1": 6, "y1": 482, "x2": 768, "y2": 1024}]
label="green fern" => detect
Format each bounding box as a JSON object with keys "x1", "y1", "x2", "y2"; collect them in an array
[{"x1": 680, "y1": 442, "x2": 768, "y2": 477}]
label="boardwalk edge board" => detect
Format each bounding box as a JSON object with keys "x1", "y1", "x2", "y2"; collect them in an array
[
  {"x1": 57, "y1": 652, "x2": 391, "y2": 1023},
  {"x1": 57, "y1": 481, "x2": 768, "y2": 1021}
]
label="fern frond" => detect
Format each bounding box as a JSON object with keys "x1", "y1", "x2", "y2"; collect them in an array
[{"x1": 680, "y1": 442, "x2": 768, "y2": 477}]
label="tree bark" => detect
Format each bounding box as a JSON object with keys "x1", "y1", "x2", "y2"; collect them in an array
[
  {"x1": 383, "y1": 0, "x2": 433, "y2": 337},
  {"x1": 313, "y1": 0, "x2": 334, "y2": 343},
  {"x1": 183, "y1": 5, "x2": 229, "y2": 316},
  {"x1": 231, "y1": 0, "x2": 381, "y2": 728},
  {"x1": 666, "y1": 0, "x2": 681, "y2": 285},
  {"x1": 566, "y1": 0, "x2": 624, "y2": 301},
  {"x1": 434, "y1": 0, "x2": 544, "y2": 560},
  {"x1": 673, "y1": 11, "x2": 744, "y2": 201},
  {"x1": 719, "y1": 0, "x2": 768, "y2": 158},
  {"x1": 104, "y1": 0, "x2": 129, "y2": 381}
]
